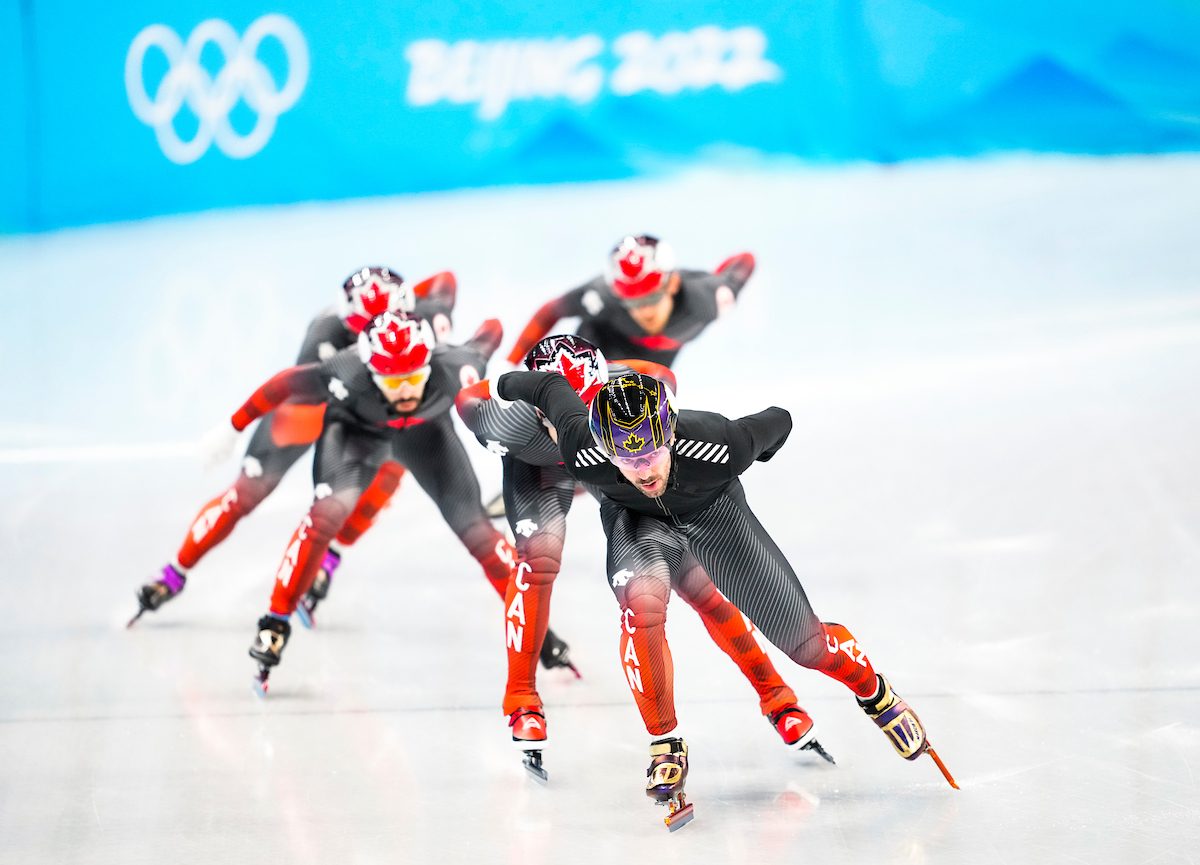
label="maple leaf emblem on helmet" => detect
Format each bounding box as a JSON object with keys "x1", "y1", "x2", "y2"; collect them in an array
[
  {"x1": 556, "y1": 353, "x2": 590, "y2": 393},
  {"x1": 622, "y1": 433, "x2": 646, "y2": 452},
  {"x1": 360, "y1": 281, "x2": 390, "y2": 317}
]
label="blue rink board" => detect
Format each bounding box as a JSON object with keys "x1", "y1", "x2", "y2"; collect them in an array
[{"x1": 4, "y1": 0, "x2": 1200, "y2": 230}]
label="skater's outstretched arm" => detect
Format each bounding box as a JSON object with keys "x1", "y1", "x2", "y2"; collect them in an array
[
  {"x1": 713, "y1": 252, "x2": 756, "y2": 296},
  {"x1": 412, "y1": 271, "x2": 458, "y2": 343},
  {"x1": 231, "y1": 365, "x2": 327, "y2": 431},
  {"x1": 724, "y1": 407, "x2": 792, "y2": 475},
  {"x1": 504, "y1": 286, "x2": 591, "y2": 365},
  {"x1": 411, "y1": 270, "x2": 456, "y2": 307},
  {"x1": 496, "y1": 371, "x2": 590, "y2": 440},
  {"x1": 467, "y1": 318, "x2": 504, "y2": 360},
  {"x1": 456, "y1": 379, "x2": 550, "y2": 461}
]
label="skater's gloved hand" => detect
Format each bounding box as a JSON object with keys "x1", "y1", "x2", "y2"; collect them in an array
[{"x1": 198, "y1": 420, "x2": 242, "y2": 472}]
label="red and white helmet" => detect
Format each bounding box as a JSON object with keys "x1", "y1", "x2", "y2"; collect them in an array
[
  {"x1": 524, "y1": 334, "x2": 609, "y2": 405},
  {"x1": 341, "y1": 267, "x2": 415, "y2": 334},
  {"x1": 604, "y1": 235, "x2": 676, "y2": 303},
  {"x1": 357, "y1": 311, "x2": 435, "y2": 376}
]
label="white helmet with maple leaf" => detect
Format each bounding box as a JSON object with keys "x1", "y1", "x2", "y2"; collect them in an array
[{"x1": 357, "y1": 311, "x2": 435, "y2": 375}]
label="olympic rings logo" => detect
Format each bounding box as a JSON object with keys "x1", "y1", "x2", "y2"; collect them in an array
[{"x1": 125, "y1": 15, "x2": 308, "y2": 164}]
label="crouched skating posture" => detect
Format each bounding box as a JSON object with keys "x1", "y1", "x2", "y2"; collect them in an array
[
  {"x1": 457, "y1": 335, "x2": 832, "y2": 784},
  {"x1": 218, "y1": 311, "x2": 535, "y2": 694},
  {"x1": 495, "y1": 369, "x2": 958, "y2": 829}
]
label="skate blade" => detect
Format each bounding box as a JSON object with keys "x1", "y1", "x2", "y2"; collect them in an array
[
  {"x1": 802, "y1": 739, "x2": 836, "y2": 765},
  {"x1": 295, "y1": 605, "x2": 315, "y2": 630},
  {"x1": 925, "y1": 744, "x2": 959, "y2": 789},
  {"x1": 522, "y1": 751, "x2": 548, "y2": 786},
  {"x1": 665, "y1": 802, "x2": 694, "y2": 832},
  {"x1": 252, "y1": 667, "x2": 270, "y2": 699},
  {"x1": 565, "y1": 661, "x2": 582, "y2": 680},
  {"x1": 126, "y1": 607, "x2": 147, "y2": 629}
]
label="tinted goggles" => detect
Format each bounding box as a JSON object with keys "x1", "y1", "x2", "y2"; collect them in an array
[
  {"x1": 608, "y1": 443, "x2": 671, "y2": 472},
  {"x1": 372, "y1": 366, "x2": 431, "y2": 390}
]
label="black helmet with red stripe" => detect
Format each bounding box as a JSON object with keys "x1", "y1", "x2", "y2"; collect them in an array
[{"x1": 523, "y1": 334, "x2": 609, "y2": 406}]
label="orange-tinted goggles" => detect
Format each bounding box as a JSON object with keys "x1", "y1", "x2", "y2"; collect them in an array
[{"x1": 372, "y1": 366, "x2": 431, "y2": 389}]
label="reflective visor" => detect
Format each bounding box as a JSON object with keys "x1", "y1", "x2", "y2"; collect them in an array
[{"x1": 609, "y1": 443, "x2": 671, "y2": 472}]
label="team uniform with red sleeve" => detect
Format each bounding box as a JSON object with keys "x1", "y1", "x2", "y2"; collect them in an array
[
  {"x1": 456, "y1": 365, "x2": 806, "y2": 734},
  {"x1": 505, "y1": 255, "x2": 755, "y2": 368},
  {"x1": 493, "y1": 370, "x2": 958, "y2": 803},
  {"x1": 230, "y1": 320, "x2": 517, "y2": 639},
  {"x1": 169, "y1": 273, "x2": 456, "y2": 580}
]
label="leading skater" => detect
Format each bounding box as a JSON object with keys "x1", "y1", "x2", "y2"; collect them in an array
[
  {"x1": 130, "y1": 267, "x2": 455, "y2": 628},
  {"x1": 495, "y1": 369, "x2": 957, "y2": 829},
  {"x1": 456, "y1": 335, "x2": 833, "y2": 784}
]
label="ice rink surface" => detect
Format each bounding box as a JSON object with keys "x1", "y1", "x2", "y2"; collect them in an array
[{"x1": 2, "y1": 155, "x2": 1200, "y2": 862}]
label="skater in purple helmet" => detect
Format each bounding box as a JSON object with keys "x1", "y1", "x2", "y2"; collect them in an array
[{"x1": 494, "y1": 369, "x2": 958, "y2": 830}]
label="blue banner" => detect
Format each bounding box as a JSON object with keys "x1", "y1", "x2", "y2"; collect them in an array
[{"x1": 4, "y1": 0, "x2": 1200, "y2": 231}]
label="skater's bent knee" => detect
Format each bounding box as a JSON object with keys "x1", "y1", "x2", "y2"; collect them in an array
[
  {"x1": 461, "y1": 522, "x2": 501, "y2": 555},
  {"x1": 626, "y1": 584, "x2": 669, "y2": 628},
  {"x1": 309, "y1": 498, "x2": 352, "y2": 542},
  {"x1": 232, "y1": 476, "x2": 279, "y2": 513},
  {"x1": 520, "y1": 557, "x2": 560, "y2": 584},
  {"x1": 790, "y1": 628, "x2": 832, "y2": 668}
]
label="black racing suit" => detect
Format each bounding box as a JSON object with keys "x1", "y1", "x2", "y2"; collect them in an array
[
  {"x1": 458, "y1": 364, "x2": 803, "y2": 721},
  {"x1": 172, "y1": 279, "x2": 456, "y2": 572},
  {"x1": 231, "y1": 322, "x2": 518, "y2": 617},
  {"x1": 240, "y1": 279, "x2": 455, "y2": 503},
  {"x1": 495, "y1": 370, "x2": 878, "y2": 735}
]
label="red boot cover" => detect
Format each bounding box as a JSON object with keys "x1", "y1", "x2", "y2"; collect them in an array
[
  {"x1": 335, "y1": 461, "x2": 405, "y2": 546},
  {"x1": 501, "y1": 560, "x2": 557, "y2": 716}
]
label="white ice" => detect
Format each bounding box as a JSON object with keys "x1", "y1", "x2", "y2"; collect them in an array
[{"x1": 2, "y1": 154, "x2": 1200, "y2": 862}]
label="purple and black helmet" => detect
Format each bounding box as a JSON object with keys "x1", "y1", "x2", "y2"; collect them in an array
[{"x1": 589, "y1": 373, "x2": 678, "y2": 459}]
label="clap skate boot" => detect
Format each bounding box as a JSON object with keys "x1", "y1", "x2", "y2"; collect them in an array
[
  {"x1": 509, "y1": 707, "x2": 548, "y2": 785},
  {"x1": 248, "y1": 615, "x2": 291, "y2": 697},
  {"x1": 768, "y1": 705, "x2": 835, "y2": 764},
  {"x1": 296, "y1": 549, "x2": 340, "y2": 629},
  {"x1": 646, "y1": 737, "x2": 694, "y2": 831},
  {"x1": 127, "y1": 564, "x2": 187, "y2": 627},
  {"x1": 858, "y1": 673, "x2": 958, "y2": 788},
  {"x1": 539, "y1": 628, "x2": 580, "y2": 678}
]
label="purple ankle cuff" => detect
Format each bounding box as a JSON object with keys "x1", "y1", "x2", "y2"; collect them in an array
[
  {"x1": 320, "y1": 551, "x2": 341, "y2": 575},
  {"x1": 160, "y1": 564, "x2": 186, "y2": 593}
]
